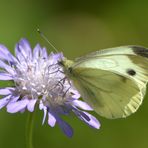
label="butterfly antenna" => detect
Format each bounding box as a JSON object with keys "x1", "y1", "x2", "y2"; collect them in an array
[{"x1": 37, "y1": 28, "x2": 59, "y2": 53}]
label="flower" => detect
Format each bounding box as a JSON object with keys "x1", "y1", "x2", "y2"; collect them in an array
[{"x1": 0, "y1": 38, "x2": 100, "y2": 137}]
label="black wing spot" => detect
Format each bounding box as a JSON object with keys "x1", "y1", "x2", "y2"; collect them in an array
[
  {"x1": 126, "y1": 69, "x2": 136, "y2": 76},
  {"x1": 132, "y1": 46, "x2": 148, "y2": 58}
]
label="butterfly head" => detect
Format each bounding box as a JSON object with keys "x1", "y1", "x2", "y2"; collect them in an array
[{"x1": 58, "y1": 58, "x2": 74, "y2": 75}]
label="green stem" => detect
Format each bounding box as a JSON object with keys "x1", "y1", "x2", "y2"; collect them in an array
[{"x1": 26, "y1": 108, "x2": 36, "y2": 148}]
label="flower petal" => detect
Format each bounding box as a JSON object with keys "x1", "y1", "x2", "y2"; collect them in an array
[
  {"x1": 20, "y1": 108, "x2": 26, "y2": 113},
  {"x1": 18, "y1": 38, "x2": 32, "y2": 59},
  {"x1": 42, "y1": 47, "x2": 48, "y2": 59},
  {"x1": 73, "y1": 100, "x2": 93, "y2": 111},
  {"x1": 0, "y1": 87, "x2": 14, "y2": 95},
  {"x1": 51, "y1": 112, "x2": 73, "y2": 137},
  {"x1": 9, "y1": 96, "x2": 20, "y2": 103},
  {"x1": 33, "y1": 44, "x2": 41, "y2": 60},
  {"x1": 48, "y1": 112, "x2": 56, "y2": 127},
  {"x1": 7, "y1": 99, "x2": 29, "y2": 113},
  {"x1": 0, "y1": 95, "x2": 11, "y2": 109},
  {"x1": 27, "y1": 99, "x2": 37, "y2": 112},
  {"x1": 39, "y1": 101, "x2": 47, "y2": 125},
  {"x1": 0, "y1": 44, "x2": 17, "y2": 62},
  {"x1": 82, "y1": 111, "x2": 101, "y2": 129},
  {"x1": 39, "y1": 101, "x2": 43, "y2": 110},
  {"x1": 0, "y1": 60, "x2": 15, "y2": 74},
  {"x1": 51, "y1": 52, "x2": 64, "y2": 64},
  {"x1": 73, "y1": 108, "x2": 90, "y2": 121},
  {"x1": 58, "y1": 119, "x2": 73, "y2": 137},
  {"x1": 15, "y1": 43, "x2": 26, "y2": 62},
  {"x1": 69, "y1": 89, "x2": 81, "y2": 99},
  {"x1": 0, "y1": 73, "x2": 13, "y2": 80},
  {"x1": 0, "y1": 45, "x2": 10, "y2": 61},
  {"x1": 42, "y1": 107, "x2": 47, "y2": 125}
]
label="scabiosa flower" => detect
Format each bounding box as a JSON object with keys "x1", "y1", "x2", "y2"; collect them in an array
[{"x1": 0, "y1": 38, "x2": 100, "y2": 137}]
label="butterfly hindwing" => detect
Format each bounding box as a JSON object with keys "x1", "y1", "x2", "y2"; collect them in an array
[{"x1": 71, "y1": 68, "x2": 142, "y2": 119}]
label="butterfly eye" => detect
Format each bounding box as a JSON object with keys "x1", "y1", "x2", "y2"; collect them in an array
[
  {"x1": 58, "y1": 61, "x2": 64, "y2": 66},
  {"x1": 126, "y1": 69, "x2": 136, "y2": 76},
  {"x1": 68, "y1": 67, "x2": 73, "y2": 73}
]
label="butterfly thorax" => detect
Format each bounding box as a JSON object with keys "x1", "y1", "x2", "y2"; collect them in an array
[{"x1": 59, "y1": 58, "x2": 74, "y2": 76}]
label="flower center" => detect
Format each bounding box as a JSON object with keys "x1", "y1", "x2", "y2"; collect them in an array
[{"x1": 13, "y1": 57, "x2": 71, "y2": 106}]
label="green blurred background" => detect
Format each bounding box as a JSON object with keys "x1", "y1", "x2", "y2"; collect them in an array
[{"x1": 0, "y1": 0, "x2": 148, "y2": 148}]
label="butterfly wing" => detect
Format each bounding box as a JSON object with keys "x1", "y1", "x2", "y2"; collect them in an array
[{"x1": 69, "y1": 46, "x2": 148, "y2": 119}]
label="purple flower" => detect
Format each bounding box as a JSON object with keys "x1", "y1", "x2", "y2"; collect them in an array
[{"x1": 0, "y1": 38, "x2": 100, "y2": 137}]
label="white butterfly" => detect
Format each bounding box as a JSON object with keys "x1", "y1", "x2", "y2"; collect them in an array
[{"x1": 60, "y1": 46, "x2": 148, "y2": 119}]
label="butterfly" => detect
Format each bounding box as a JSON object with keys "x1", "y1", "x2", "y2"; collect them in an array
[{"x1": 59, "y1": 46, "x2": 148, "y2": 119}]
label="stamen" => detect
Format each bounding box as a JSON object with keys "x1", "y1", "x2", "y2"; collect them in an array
[
  {"x1": 14, "y1": 52, "x2": 73, "y2": 107},
  {"x1": 63, "y1": 86, "x2": 71, "y2": 98}
]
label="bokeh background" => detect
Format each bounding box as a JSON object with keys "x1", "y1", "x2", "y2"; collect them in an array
[{"x1": 0, "y1": 0, "x2": 148, "y2": 148}]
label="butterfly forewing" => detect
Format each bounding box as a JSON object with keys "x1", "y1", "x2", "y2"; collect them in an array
[{"x1": 68, "y1": 46, "x2": 148, "y2": 119}]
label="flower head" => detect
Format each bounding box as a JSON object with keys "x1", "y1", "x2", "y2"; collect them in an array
[{"x1": 0, "y1": 38, "x2": 100, "y2": 137}]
